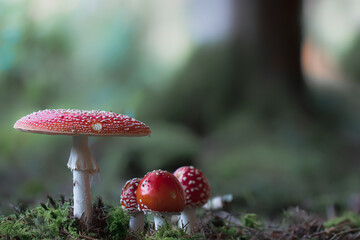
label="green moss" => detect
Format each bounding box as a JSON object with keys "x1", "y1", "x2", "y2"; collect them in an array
[
  {"x1": 215, "y1": 226, "x2": 245, "y2": 240},
  {"x1": 144, "y1": 224, "x2": 202, "y2": 240},
  {"x1": 107, "y1": 206, "x2": 130, "y2": 239},
  {"x1": 241, "y1": 213, "x2": 263, "y2": 230},
  {"x1": 0, "y1": 198, "x2": 252, "y2": 239},
  {"x1": 324, "y1": 212, "x2": 360, "y2": 228},
  {"x1": 0, "y1": 199, "x2": 79, "y2": 239}
]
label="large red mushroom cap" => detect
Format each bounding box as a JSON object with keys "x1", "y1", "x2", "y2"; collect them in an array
[
  {"x1": 14, "y1": 109, "x2": 151, "y2": 136},
  {"x1": 136, "y1": 170, "x2": 185, "y2": 213},
  {"x1": 174, "y1": 166, "x2": 211, "y2": 207},
  {"x1": 121, "y1": 178, "x2": 141, "y2": 213}
]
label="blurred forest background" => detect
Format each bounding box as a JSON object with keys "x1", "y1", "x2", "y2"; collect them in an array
[{"x1": 1, "y1": 0, "x2": 360, "y2": 218}]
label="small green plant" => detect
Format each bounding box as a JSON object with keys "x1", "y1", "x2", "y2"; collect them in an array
[
  {"x1": 107, "y1": 206, "x2": 130, "y2": 239},
  {"x1": 241, "y1": 213, "x2": 263, "y2": 229}
]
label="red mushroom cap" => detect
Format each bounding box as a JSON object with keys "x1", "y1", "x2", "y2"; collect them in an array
[
  {"x1": 121, "y1": 178, "x2": 141, "y2": 213},
  {"x1": 14, "y1": 109, "x2": 151, "y2": 136},
  {"x1": 136, "y1": 170, "x2": 185, "y2": 213},
  {"x1": 174, "y1": 166, "x2": 211, "y2": 207}
]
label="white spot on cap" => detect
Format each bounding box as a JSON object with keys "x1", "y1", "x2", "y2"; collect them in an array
[{"x1": 92, "y1": 123, "x2": 102, "y2": 131}]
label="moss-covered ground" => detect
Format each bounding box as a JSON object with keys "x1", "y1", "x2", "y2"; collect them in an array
[{"x1": 1, "y1": 197, "x2": 360, "y2": 239}]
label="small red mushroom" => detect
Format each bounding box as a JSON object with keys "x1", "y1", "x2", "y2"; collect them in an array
[
  {"x1": 136, "y1": 170, "x2": 185, "y2": 230},
  {"x1": 14, "y1": 109, "x2": 151, "y2": 224},
  {"x1": 121, "y1": 178, "x2": 144, "y2": 232},
  {"x1": 174, "y1": 166, "x2": 211, "y2": 233}
]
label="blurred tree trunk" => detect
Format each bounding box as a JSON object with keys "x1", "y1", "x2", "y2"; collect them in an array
[
  {"x1": 233, "y1": 0, "x2": 310, "y2": 114},
  {"x1": 141, "y1": 0, "x2": 314, "y2": 135}
]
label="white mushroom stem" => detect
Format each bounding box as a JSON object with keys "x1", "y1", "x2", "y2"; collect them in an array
[
  {"x1": 67, "y1": 135, "x2": 100, "y2": 224},
  {"x1": 72, "y1": 170, "x2": 92, "y2": 223},
  {"x1": 154, "y1": 213, "x2": 171, "y2": 230},
  {"x1": 129, "y1": 211, "x2": 145, "y2": 232},
  {"x1": 179, "y1": 207, "x2": 196, "y2": 233}
]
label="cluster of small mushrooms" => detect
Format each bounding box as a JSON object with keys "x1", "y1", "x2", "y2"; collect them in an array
[
  {"x1": 13, "y1": 109, "x2": 211, "y2": 233},
  {"x1": 121, "y1": 166, "x2": 211, "y2": 233}
]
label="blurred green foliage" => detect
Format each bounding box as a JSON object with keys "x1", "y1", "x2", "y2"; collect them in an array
[
  {"x1": 342, "y1": 35, "x2": 360, "y2": 82},
  {"x1": 241, "y1": 213, "x2": 263, "y2": 230},
  {"x1": 324, "y1": 212, "x2": 360, "y2": 228}
]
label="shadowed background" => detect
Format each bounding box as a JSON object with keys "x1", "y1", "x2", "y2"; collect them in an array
[{"x1": 1, "y1": 0, "x2": 360, "y2": 218}]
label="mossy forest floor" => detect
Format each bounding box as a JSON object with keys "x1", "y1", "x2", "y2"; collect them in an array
[{"x1": 1, "y1": 197, "x2": 360, "y2": 239}]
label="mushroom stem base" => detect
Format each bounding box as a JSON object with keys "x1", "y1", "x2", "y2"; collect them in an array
[
  {"x1": 129, "y1": 212, "x2": 145, "y2": 232},
  {"x1": 179, "y1": 207, "x2": 196, "y2": 233},
  {"x1": 73, "y1": 170, "x2": 92, "y2": 224},
  {"x1": 154, "y1": 214, "x2": 170, "y2": 230}
]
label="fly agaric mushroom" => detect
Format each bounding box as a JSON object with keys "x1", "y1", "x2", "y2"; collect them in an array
[
  {"x1": 174, "y1": 166, "x2": 210, "y2": 233},
  {"x1": 121, "y1": 178, "x2": 144, "y2": 232},
  {"x1": 136, "y1": 170, "x2": 185, "y2": 230},
  {"x1": 14, "y1": 109, "x2": 151, "y2": 224}
]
